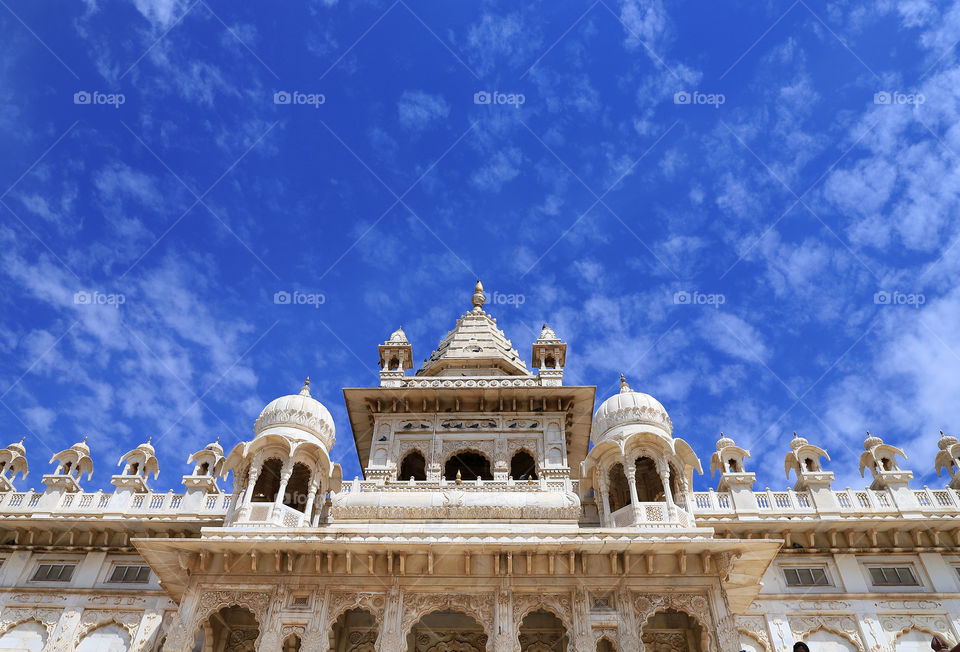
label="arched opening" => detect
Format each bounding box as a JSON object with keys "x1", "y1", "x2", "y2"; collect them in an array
[
  {"x1": 330, "y1": 608, "x2": 378, "y2": 651},
  {"x1": 739, "y1": 631, "x2": 765, "y2": 652},
  {"x1": 597, "y1": 637, "x2": 616, "y2": 652},
  {"x1": 285, "y1": 462, "x2": 311, "y2": 512},
  {"x1": 518, "y1": 609, "x2": 568, "y2": 651},
  {"x1": 252, "y1": 458, "x2": 283, "y2": 502},
  {"x1": 634, "y1": 457, "x2": 665, "y2": 502},
  {"x1": 804, "y1": 457, "x2": 816, "y2": 471},
  {"x1": 202, "y1": 605, "x2": 260, "y2": 652},
  {"x1": 544, "y1": 355, "x2": 557, "y2": 368},
  {"x1": 894, "y1": 628, "x2": 944, "y2": 652},
  {"x1": 282, "y1": 633, "x2": 302, "y2": 651},
  {"x1": 75, "y1": 624, "x2": 130, "y2": 652},
  {"x1": 727, "y1": 459, "x2": 739, "y2": 472},
  {"x1": 608, "y1": 463, "x2": 630, "y2": 512},
  {"x1": 803, "y1": 628, "x2": 858, "y2": 652},
  {"x1": 407, "y1": 609, "x2": 486, "y2": 651},
  {"x1": 199, "y1": 462, "x2": 210, "y2": 475},
  {"x1": 444, "y1": 452, "x2": 493, "y2": 481},
  {"x1": 129, "y1": 462, "x2": 140, "y2": 475},
  {"x1": 0, "y1": 621, "x2": 47, "y2": 651},
  {"x1": 641, "y1": 609, "x2": 706, "y2": 652},
  {"x1": 63, "y1": 461, "x2": 73, "y2": 475},
  {"x1": 880, "y1": 457, "x2": 892, "y2": 471},
  {"x1": 398, "y1": 450, "x2": 427, "y2": 481},
  {"x1": 510, "y1": 450, "x2": 538, "y2": 480},
  {"x1": 389, "y1": 356, "x2": 400, "y2": 370}
]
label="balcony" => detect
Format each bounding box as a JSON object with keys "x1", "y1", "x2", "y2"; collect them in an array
[
  {"x1": 233, "y1": 501, "x2": 309, "y2": 528},
  {"x1": 608, "y1": 502, "x2": 692, "y2": 528}
]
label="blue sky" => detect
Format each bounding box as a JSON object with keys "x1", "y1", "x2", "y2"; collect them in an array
[{"x1": 1, "y1": 0, "x2": 959, "y2": 494}]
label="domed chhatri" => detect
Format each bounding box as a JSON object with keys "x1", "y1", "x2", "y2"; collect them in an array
[
  {"x1": 253, "y1": 377, "x2": 336, "y2": 451},
  {"x1": 591, "y1": 373, "x2": 673, "y2": 443}
]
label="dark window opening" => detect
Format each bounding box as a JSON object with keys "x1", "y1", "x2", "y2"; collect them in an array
[
  {"x1": 510, "y1": 450, "x2": 538, "y2": 480},
  {"x1": 252, "y1": 458, "x2": 283, "y2": 502},
  {"x1": 398, "y1": 451, "x2": 426, "y2": 481},
  {"x1": 444, "y1": 452, "x2": 493, "y2": 481},
  {"x1": 634, "y1": 457, "x2": 665, "y2": 502},
  {"x1": 608, "y1": 463, "x2": 630, "y2": 512},
  {"x1": 285, "y1": 462, "x2": 311, "y2": 512}
]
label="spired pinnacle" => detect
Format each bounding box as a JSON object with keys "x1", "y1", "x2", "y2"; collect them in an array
[
  {"x1": 619, "y1": 373, "x2": 631, "y2": 393},
  {"x1": 300, "y1": 377, "x2": 311, "y2": 396},
  {"x1": 471, "y1": 280, "x2": 485, "y2": 312}
]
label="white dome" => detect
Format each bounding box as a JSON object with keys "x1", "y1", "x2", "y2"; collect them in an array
[
  {"x1": 254, "y1": 378, "x2": 335, "y2": 450},
  {"x1": 591, "y1": 375, "x2": 673, "y2": 443}
]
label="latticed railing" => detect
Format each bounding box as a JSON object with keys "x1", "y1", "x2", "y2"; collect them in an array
[{"x1": 0, "y1": 488, "x2": 229, "y2": 518}]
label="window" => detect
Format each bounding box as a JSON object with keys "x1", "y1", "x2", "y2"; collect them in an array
[
  {"x1": 108, "y1": 565, "x2": 150, "y2": 583},
  {"x1": 868, "y1": 566, "x2": 918, "y2": 586},
  {"x1": 32, "y1": 563, "x2": 75, "y2": 582},
  {"x1": 783, "y1": 567, "x2": 830, "y2": 586}
]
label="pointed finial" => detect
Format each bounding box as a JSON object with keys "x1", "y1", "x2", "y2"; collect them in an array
[
  {"x1": 216, "y1": 434, "x2": 220, "y2": 444},
  {"x1": 941, "y1": 429, "x2": 945, "y2": 436},
  {"x1": 19, "y1": 436, "x2": 25, "y2": 444},
  {"x1": 471, "y1": 280, "x2": 485, "y2": 312},
  {"x1": 300, "y1": 377, "x2": 311, "y2": 396},
  {"x1": 455, "y1": 468, "x2": 462, "y2": 484},
  {"x1": 619, "y1": 373, "x2": 630, "y2": 393},
  {"x1": 82, "y1": 435, "x2": 87, "y2": 444},
  {"x1": 147, "y1": 436, "x2": 152, "y2": 444}
]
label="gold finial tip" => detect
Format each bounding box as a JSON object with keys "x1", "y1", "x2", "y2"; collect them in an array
[
  {"x1": 147, "y1": 436, "x2": 152, "y2": 444},
  {"x1": 940, "y1": 429, "x2": 945, "y2": 436},
  {"x1": 471, "y1": 280, "x2": 485, "y2": 310}
]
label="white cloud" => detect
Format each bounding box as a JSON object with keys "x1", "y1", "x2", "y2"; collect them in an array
[{"x1": 397, "y1": 91, "x2": 450, "y2": 131}]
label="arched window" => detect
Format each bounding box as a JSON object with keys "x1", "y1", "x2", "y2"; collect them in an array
[
  {"x1": 281, "y1": 633, "x2": 301, "y2": 651},
  {"x1": 199, "y1": 462, "x2": 210, "y2": 475},
  {"x1": 398, "y1": 450, "x2": 426, "y2": 481},
  {"x1": 634, "y1": 457, "x2": 664, "y2": 502},
  {"x1": 285, "y1": 462, "x2": 311, "y2": 512},
  {"x1": 129, "y1": 462, "x2": 140, "y2": 475},
  {"x1": 727, "y1": 458, "x2": 738, "y2": 472},
  {"x1": 608, "y1": 463, "x2": 630, "y2": 512},
  {"x1": 510, "y1": 450, "x2": 538, "y2": 480},
  {"x1": 597, "y1": 637, "x2": 616, "y2": 651},
  {"x1": 444, "y1": 451, "x2": 492, "y2": 481},
  {"x1": 252, "y1": 458, "x2": 283, "y2": 502}
]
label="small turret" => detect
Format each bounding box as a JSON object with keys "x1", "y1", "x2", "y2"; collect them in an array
[
  {"x1": 0, "y1": 438, "x2": 29, "y2": 492},
  {"x1": 184, "y1": 437, "x2": 225, "y2": 493},
  {"x1": 858, "y1": 431, "x2": 911, "y2": 490},
  {"x1": 532, "y1": 323, "x2": 566, "y2": 387},
  {"x1": 935, "y1": 430, "x2": 960, "y2": 490},
  {"x1": 113, "y1": 438, "x2": 160, "y2": 492},
  {"x1": 784, "y1": 432, "x2": 833, "y2": 491},
  {"x1": 379, "y1": 328, "x2": 413, "y2": 387},
  {"x1": 710, "y1": 433, "x2": 754, "y2": 491},
  {"x1": 44, "y1": 437, "x2": 94, "y2": 492}
]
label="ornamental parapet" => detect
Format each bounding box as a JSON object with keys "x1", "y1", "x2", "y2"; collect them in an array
[{"x1": 0, "y1": 488, "x2": 231, "y2": 520}]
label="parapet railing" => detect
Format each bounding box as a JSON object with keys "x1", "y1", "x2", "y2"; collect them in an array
[
  {"x1": 0, "y1": 489, "x2": 232, "y2": 518},
  {"x1": 691, "y1": 485, "x2": 960, "y2": 519},
  {"x1": 342, "y1": 478, "x2": 579, "y2": 494}
]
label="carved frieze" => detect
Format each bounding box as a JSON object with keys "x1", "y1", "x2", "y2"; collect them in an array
[
  {"x1": 76, "y1": 609, "x2": 143, "y2": 639},
  {"x1": 879, "y1": 614, "x2": 951, "y2": 639},
  {"x1": 401, "y1": 592, "x2": 494, "y2": 638},
  {"x1": 512, "y1": 593, "x2": 572, "y2": 632},
  {"x1": 0, "y1": 607, "x2": 62, "y2": 636},
  {"x1": 326, "y1": 590, "x2": 387, "y2": 626},
  {"x1": 788, "y1": 615, "x2": 864, "y2": 652},
  {"x1": 735, "y1": 616, "x2": 770, "y2": 652}
]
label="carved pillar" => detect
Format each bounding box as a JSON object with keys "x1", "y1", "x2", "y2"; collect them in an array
[
  {"x1": 625, "y1": 461, "x2": 640, "y2": 522},
  {"x1": 572, "y1": 586, "x2": 593, "y2": 650},
  {"x1": 46, "y1": 608, "x2": 82, "y2": 652},
  {"x1": 273, "y1": 463, "x2": 293, "y2": 509},
  {"x1": 616, "y1": 587, "x2": 641, "y2": 652},
  {"x1": 243, "y1": 464, "x2": 260, "y2": 507},
  {"x1": 493, "y1": 585, "x2": 518, "y2": 652},
  {"x1": 658, "y1": 463, "x2": 675, "y2": 520},
  {"x1": 303, "y1": 479, "x2": 320, "y2": 522},
  {"x1": 377, "y1": 584, "x2": 405, "y2": 652},
  {"x1": 598, "y1": 472, "x2": 613, "y2": 527}
]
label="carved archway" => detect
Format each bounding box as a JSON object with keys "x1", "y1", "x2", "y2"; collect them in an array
[
  {"x1": 401, "y1": 594, "x2": 494, "y2": 647},
  {"x1": 0, "y1": 610, "x2": 60, "y2": 639},
  {"x1": 634, "y1": 595, "x2": 714, "y2": 652},
  {"x1": 518, "y1": 608, "x2": 569, "y2": 651},
  {"x1": 512, "y1": 594, "x2": 574, "y2": 637},
  {"x1": 399, "y1": 449, "x2": 427, "y2": 481},
  {"x1": 407, "y1": 609, "x2": 488, "y2": 652},
  {"x1": 443, "y1": 450, "x2": 493, "y2": 481},
  {"x1": 800, "y1": 626, "x2": 863, "y2": 652}
]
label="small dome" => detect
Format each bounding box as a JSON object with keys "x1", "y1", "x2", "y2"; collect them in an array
[
  {"x1": 537, "y1": 323, "x2": 559, "y2": 341},
  {"x1": 7, "y1": 438, "x2": 26, "y2": 456},
  {"x1": 136, "y1": 439, "x2": 156, "y2": 457},
  {"x1": 254, "y1": 378, "x2": 335, "y2": 450},
  {"x1": 790, "y1": 432, "x2": 808, "y2": 451},
  {"x1": 863, "y1": 430, "x2": 883, "y2": 450},
  {"x1": 72, "y1": 438, "x2": 90, "y2": 457},
  {"x1": 388, "y1": 326, "x2": 408, "y2": 343},
  {"x1": 591, "y1": 374, "x2": 672, "y2": 442},
  {"x1": 716, "y1": 433, "x2": 735, "y2": 451},
  {"x1": 205, "y1": 439, "x2": 224, "y2": 456},
  {"x1": 939, "y1": 430, "x2": 958, "y2": 450}
]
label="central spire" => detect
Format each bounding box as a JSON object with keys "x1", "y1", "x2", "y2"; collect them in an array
[{"x1": 471, "y1": 280, "x2": 485, "y2": 312}]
